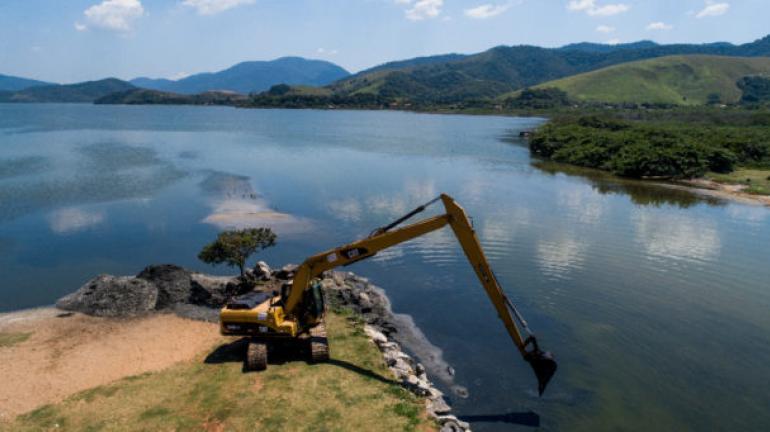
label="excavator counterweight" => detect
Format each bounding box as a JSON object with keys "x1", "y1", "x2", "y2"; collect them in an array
[{"x1": 219, "y1": 193, "x2": 557, "y2": 396}]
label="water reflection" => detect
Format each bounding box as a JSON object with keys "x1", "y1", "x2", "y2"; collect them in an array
[
  {"x1": 326, "y1": 198, "x2": 363, "y2": 223},
  {"x1": 0, "y1": 156, "x2": 50, "y2": 179},
  {"x1": 727, "y1": 204, "x2": 769, "y2": 224},
  {"x1": 365, "y1": 179, "x2": 438, "y2": 220},
  {"x1": 536, "y1": 236, "x2": 586, "y2": 280},
  {"x1": 0, "y1": 142, "x2": 186, "y2": 222},
  {"x1": 633, "y1": 210, "x2": 721, "y2": 263},
  {"x1": 533, "y1": 161, "x2": 725, "y2": 209},
  {"x1": 557, "y1": 185, "x2": 606, "y2": 226},
  {"x1": 48, "y1": 207, "x2": 105, "y2": 234}
]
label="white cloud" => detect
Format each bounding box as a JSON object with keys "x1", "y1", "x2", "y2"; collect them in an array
[
  {"x1": 182, "y1": 0, "x2": 256, "y2": 15},
  {"x1": 646, "y1": 21, "x2": 673, "y2": 30},
  {"x1": 464, "y1": 3, "x2": 511, "y2": 19},
  {"x1": 567, "y1": 0, "x2": 629, "y2": 17},
  {"x1": 171, "y1": 72, "x2": 190, "y2": 80},
  {"x1": 400, "y1": 0, "x2": 443, "y2": 21},
  {"x1": 596, "y1": 25, "x2": 615, "y2": 33},
  {"x1": 317, "y1": 48, "x2": 339, "y2": 55},
  {"x1": 82, "y1": 0, "x2": 144, "y2": 32},
  {"x1": 74, "y1": 22, "x2": 88, "y2": 32},
  {"x1": 607, "y1": 38, "x2": 621, "y2": 45},
  {"x1": 696, "y1": 1, "x2": 729, "y2": 18}
]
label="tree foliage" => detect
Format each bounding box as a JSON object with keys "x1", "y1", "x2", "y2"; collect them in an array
[
  {"x1": 531, "y1": 113, "x2": 770, "y2": 179},
  {"x1": 738, "y1": 76, "x2": 770, "y2": 106},
  {"x1": 198, "y1": 228, "x2": 277, "y2": 277},
  {"x1": 505, "y1": 88, "x2": 572, "y2": 109}
]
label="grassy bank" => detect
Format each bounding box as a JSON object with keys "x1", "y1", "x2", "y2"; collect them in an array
[
  {"x1": 705, "y1": 169, "x2": 770, "y2": 195},
  {"x1": 2, "y1": 312, "x2": 434, "y2": 432}
]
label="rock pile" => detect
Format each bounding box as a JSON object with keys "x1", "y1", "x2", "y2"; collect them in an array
[{"x1": 56, "y1": 264, "x2": 247, "y2": 320}]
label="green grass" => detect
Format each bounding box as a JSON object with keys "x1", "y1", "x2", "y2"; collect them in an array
[
  {"x1": 706, "y1": 169, "x2": 770, "y2": 195},
  {"x1": 1, "y1": 313, "x2": 435, "y2": 432},
  {"x1": 0, "y1": 332, "x2": 32, "y2": 348},
  {"x1": 514, "y1": 55, "x2": 770, "y2": 106}
]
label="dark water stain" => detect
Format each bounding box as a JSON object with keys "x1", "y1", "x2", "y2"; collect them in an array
[{"x1": 0, "y1": 156, "x2": 50, "y2": 180}]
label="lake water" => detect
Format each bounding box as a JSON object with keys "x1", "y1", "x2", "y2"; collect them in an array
[{"x1": 1, "y1": 104, "x2": 769, "y2": 431}]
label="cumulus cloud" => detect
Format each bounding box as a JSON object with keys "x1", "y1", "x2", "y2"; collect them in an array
[
  {"x1": 646, "y1": 21, "x2": 673, "y2": 30},
  {"x1": 81, "y1": 0, "x2": 144, "y2": 32},
  {"x1": 182, "y1": 0, "x2": 256, "y2": 15},
  {"x1": 317, "y1": 47, "x2": 339, "y2": 55},
  {"x1": 607, "y1": 38, "x2": 621, "y2": 45},
  {"x1": 464, "y1": 3, "x2": 511, "y2": 19},
  {"x1": 696, "y1": 1, "x2": 729, "y2": 18},
  {"x1": 397, "y1": 0, "x2": 444, "y2": 21},
  {"x1": 596, "y1": 25, "x2": 615, "y2": 33},
  {"x1": 567, "y1": 0, "x2": 629, "y2": 17}
]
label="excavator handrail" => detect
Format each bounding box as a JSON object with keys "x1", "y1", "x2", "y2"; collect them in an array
[{"x1": 286, "y1": 193, "x2": 557, "y2": 395}]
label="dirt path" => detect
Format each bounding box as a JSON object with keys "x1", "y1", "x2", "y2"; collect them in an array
[{"x1": 0, "y1": 308, "x2": 221, "y2": 420}]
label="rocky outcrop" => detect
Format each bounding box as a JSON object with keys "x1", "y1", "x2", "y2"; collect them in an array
[
  {"x1": 58, "y1": 264, "x2": 249, "y2": 320},
  {"x1": 56, "y1": 275, "x2": 158, "y2": 317}
]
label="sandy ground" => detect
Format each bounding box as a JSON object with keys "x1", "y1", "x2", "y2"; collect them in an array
[
  {"x1": 677, "y1": 179, "x2": 770, "y2": 206},
  {"x1": 0, "y1": 308, "x2": 221, "y2": 420}
]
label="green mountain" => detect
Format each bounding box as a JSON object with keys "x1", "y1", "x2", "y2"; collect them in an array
[
  {"x1": 0, "y1": 73, "x2": 53, "y2": 92},
  {"x1": 0, "y1": 79, "x2": 136, "y2": 103},
  {"x1": 131, "y1": 57, "x2": 350, "y2": 94},
  {"x1": 328, "y1": 35, "x2": 770, "y2": 102},
  {"x1": 525, "y1": 55, "x2": 770, "y2": 105}
]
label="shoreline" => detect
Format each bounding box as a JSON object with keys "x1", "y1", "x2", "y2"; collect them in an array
[
  {"x1": 1, "y1": 266, "x2": 471, "y2": 431},
  {"x1": 675, "y1": 178, "x2": 770, "y2": 206}
]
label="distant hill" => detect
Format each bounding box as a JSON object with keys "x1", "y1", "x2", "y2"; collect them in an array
[
  {"x1": 130, "y1": 77, "x2": 175, "y2": 90},
  {"x1": 558, "y1": 41, "x2": 660, "y2": 53},
  {"x1": 329, "y1": 35, "x2": 770, "y2": 102},
  {"x1": 95, "y1": 88, "x2": 247, "y2": 105},
  {"x1": 0, "y1": 78, "x2": 135, "y2": 103},
  {"x1": 132, "y1": 57, "x2": 350, "y2": 94},
  {"x1": 526, "y1": 55, "x2": 770, "y2": 105},
  {"x1": 0, "y1": 74, "x2": 53, "y2": 92}
]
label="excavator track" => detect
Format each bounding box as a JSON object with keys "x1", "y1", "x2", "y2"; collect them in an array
[
  {"x1": 309, "y1": 323, "x2": 329, "y2": 363},
  {"x1": 246, "y1": 339, "x2": 267, "y2": 371}
]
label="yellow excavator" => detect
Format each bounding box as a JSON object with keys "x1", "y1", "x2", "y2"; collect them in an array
[{"x1": 219, "y1": 194, "x2": 557, "y2": 395}]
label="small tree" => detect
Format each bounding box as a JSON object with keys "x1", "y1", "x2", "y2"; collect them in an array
[{"x1": 198, "y1": 228, "x2": 277, "y2": 277}]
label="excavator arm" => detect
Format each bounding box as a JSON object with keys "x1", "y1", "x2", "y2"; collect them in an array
[{"x1": 286, "y1": 194, "x2": 557, "y2": 395}]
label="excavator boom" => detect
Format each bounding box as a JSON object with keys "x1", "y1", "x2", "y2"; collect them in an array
[{"x1": 286, "y1": 194, "x2": 557, "y2": 395}]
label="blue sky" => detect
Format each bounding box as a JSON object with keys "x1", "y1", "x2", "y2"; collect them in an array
[{"x1": 0, "y1": 0, "x2": 766, "y2": 83}]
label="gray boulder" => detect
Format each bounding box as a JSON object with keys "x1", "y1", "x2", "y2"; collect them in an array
[
  {"x1": 274, "y1": 264, "x2": 298, "y2": 280},
  {"x1": 56, "y1": 275, "x2": 158, "y2": 317},
  {"x1": 136, "y1": 264, "x2": 193, "y2": 309},
  {"x1": 254, "y1": 261, "x2": 272, "y2": 281},
  {"x1": 189, "y1": 273, "x2": 243, "y2": 308}
]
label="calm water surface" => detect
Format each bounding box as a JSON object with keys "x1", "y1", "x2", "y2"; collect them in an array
[{"x1": 1, "y1": 104, "x2": 769, "y2": 431}]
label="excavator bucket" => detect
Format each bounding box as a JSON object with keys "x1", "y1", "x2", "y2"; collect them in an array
[{"x1": 525, "y1": 349, "x2": 557, "y2": 396}]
